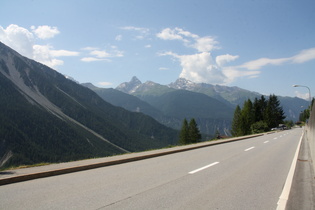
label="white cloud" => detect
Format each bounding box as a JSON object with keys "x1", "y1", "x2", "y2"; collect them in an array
[
  {"x1": 121, "y1": 26, "x2": 149, "y2": 33},
  {"x1": 178, "y1": 52, "x2": 227, "y2": 84},
  {"x1": 216, "y1": 54, "x2": 239, "y2": 67},
  {"x1": 192, "y1": 36, "x2": 219, "y2": 52},
  {"x1": 121, "y1": 26, "x2": 150, "y2": 39},
  {"x1": 157, "y1": 28, "x2": 315, "y2": 85},
  {"x1": 33, "y1": 44, "x2": 64, "y2": 67},
  {"x1": 0, "y1": 24, "x2": 78, "y2": 68},
  {"x1": 81, "y1": 57, "x2": 110, "y2": 62},
  {"x1": 294, "y1": 91, "x2": 310, "y2": 100},
  {"x1": 291, "y1": 48, "x2": 315, "y2": 63},
  {"x1": 222, "y1": 67, "x2": 261, "y2": 84},
  {"x1": 31, "y1": 25, "x2": 60, "y2": 39},
  {"x1": 157, "y1": 27, "x2": 219, "y2": 53},
  {"x1": 115, "y1": 35, "x2": 122, "y2": 41},
  {"x1": 81, "y1": 46, "x2": 99, "y2": 51},
  {"x1": 240, "y1": 57, "x2": 290, "y2": 70},
  {"x1": 81, "y1": 47, "x2": 124, "y2": 62},
  {"x1": 0, "y1": 24, "x2": 34, "y2": 58},
  {"x1": 145, "y1": 44, "x2": 151, "y2": 48},
  {"x1": 90, "y1": 50, "x2": 111, "y2": 58},
  {"x1": 156, "y1": 28, "x2": 187, "y2": 42},
  {"x1": 159, "y1": 67, "x2": 169, "y2": 71},
  {"x1": 98, "y1": 81, "x2": 113, "y2": 86},
  {"x1": 160, "y1": 51, "x2": 227, "y2": 84},
  {"x1": 50, "y1": 49, "x2": 80, "y2": 57}
]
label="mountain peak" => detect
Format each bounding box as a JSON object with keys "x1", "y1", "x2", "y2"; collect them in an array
[
  {"x1": 168, "y1": 77, "x2": 196, "y2": 90},
  {"x1": 116, "y1": 76, "x2": 142, "y2": 94},
  {"x1": 130, "y1": 76, "x2": 142, "y2": 84}
]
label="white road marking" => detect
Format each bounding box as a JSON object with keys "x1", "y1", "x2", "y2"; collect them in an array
[
  {"x1": 274, "y1": 137, "x2": 278, "y2": 140},
  {"x1": 277, "y1": 132, "x2": 303, "y2": 210},
  {"x1": 189, "y1": 162, "x2": 219, "y2": 174},
  {"x1": 244, "y1": 147, "x2": 255, "y2": 151},
  {"x1": 264, "y1": 141, "x2": 269, "y2": 143}
]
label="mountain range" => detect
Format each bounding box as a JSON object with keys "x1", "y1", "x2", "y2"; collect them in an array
[
  {"x1": 83, "y1": 76, "x2": 308, "y2": 137},
  {"x1": 0, "y1": 42, "x2": 178, "y2": 169}
]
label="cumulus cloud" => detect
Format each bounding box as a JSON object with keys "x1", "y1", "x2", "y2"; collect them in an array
[
  {"x1": 160, "y1": 51, "x2": 228, "y2": 84},
  {"x1": 192, "y1": 36, "x2": 219, "y2": 52},
  {"x1": 31, "y1": 25, "x2": 60, "y2": 39},
  {"x1": 33, "y1": 44, "x2": 64, "y2": 67},
  {"x1": 0, "y1": 24, "x2": 78, "y2": 68},
  {"x1": 157, "y1": 28, "x2": 188, "y2": 42},
  {"x1": 0, "y1": 24, "x2": 34, "y2": 58},
  {"x1": 158, "y1": 27, "x2": 315, "y2": 85},
  {"x1": 157, "y1": 27, "x2": 219, "y2": 52},
  {"x1": 294, "y1": 91, "x2": 311, "y2": 101}
]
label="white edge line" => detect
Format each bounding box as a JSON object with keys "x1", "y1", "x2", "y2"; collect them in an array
[
  {"x1": 276, "y1": 131, "x2": 303, "y2": 210},
  {"x1": 244, "y1": 146, "x2": 255, "y2": 151},
  {"x1": 264, "y1": 141, "x2": 269, "y2": 143},
  {"x1": 189, "y1": 162, "x2": 219, "y2": 174}
]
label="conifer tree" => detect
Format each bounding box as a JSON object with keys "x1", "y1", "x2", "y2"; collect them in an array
[
  {"x1": 179, "y1": 118, "x2": 201, "y2": 144},
  {"x1": 231, "y1": 105, "x2": 242, "y2": 136},
  {"x1": 188, "y1": 118, "x2": 202, "y2": 143},
  {"x1": 179, "y1": 118, "x2": 189, "y2": 145},
  {"x1": 264, "y1": 94, "x2": 285, "y2": 128},
  {"x1": 241, "y1": 99, "x2": 254, "y2": 135}
]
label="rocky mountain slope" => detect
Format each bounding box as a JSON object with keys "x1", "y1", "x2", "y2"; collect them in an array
[{"x1": 0, "y1": 42, "x2": 178, "y2": 169}]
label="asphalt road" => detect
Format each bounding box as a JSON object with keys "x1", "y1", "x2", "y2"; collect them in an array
[{"x1": 0, "y1": 128, "x2": 302, "y2": 210}]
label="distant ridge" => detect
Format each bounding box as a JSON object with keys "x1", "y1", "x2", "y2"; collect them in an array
[{"x1": 88, "y1": 76, "x2": 308, "y2": 137}]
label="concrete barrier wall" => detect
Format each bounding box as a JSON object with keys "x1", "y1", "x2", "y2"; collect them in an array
[{"x1": 305, "y1": 103, "x2": 315, "y2": 174}]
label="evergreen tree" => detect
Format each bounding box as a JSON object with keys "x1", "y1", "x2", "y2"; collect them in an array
[
  {"x1": 179, "y1": 118, "x2": 189, "y2": 145},
  {"x1": 179, "y1": 118, "x2": 201, "y2": 144},
  {"x1": 188, "y1": 118, "x2": 202, "y2": 143},
  {"x1": 231, "y1": 94, "x2": 286, "y2": 137},
  {"x1": 253, "y1": 95, "x2": 267, "y2": 122},
  {"x1": 264, "y1": 94, "x2": 285, "y2": 129},
  {"x1": 231, "y1": 105, "x2": 242, "y2": 137},
  {"x1": 241, "y1": 99, "x2": 254, "y2": 135}
]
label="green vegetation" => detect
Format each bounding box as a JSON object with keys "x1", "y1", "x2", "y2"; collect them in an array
[
  {"x1": 299, "y1": 99, "x2": 314, "y2": 122},
  {"x1": 179, "y1": 118, "x2": 202, "y2": 145},
  {"x1": 231, "y1": 95, "x2": 286, "y2": 136}
]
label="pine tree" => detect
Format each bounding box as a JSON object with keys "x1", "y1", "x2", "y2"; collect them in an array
[
  {"x1": 231, "y1": 105, "x2": 242, "y2": 136},
  {"x1": 241, "y1": 99, "x2": 254, "y2": 135},
  {"x1": 188, "y1": 118, "x2": 201, "y2": 143},
  {"x1": 264, "y1": 94, "x2": 285, "y2": 129},
  {"x1": 179, "y1": 118, "x2": 189, "y2": 145}
]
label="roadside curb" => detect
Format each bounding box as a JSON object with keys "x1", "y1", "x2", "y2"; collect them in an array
[{"x1": 0, "y1": 133, "x2": 264, "y2": 186}]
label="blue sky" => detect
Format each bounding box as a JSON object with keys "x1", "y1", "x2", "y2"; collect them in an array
[{"x1": 1, "y1": 0, "x2": 314, "y2": 99}]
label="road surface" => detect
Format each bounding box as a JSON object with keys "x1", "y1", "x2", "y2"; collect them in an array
[{"x1": 0, "y1": 128, "x2": 302, "y2": 209}]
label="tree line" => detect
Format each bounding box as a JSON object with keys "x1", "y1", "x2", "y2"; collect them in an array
[{"x1": 231, "y1": 95, "x2": 286, "y2": 136}]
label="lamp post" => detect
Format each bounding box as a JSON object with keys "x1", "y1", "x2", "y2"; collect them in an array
[{"x1": 293, "y1": 84, "x2": 312, "y2": 107}]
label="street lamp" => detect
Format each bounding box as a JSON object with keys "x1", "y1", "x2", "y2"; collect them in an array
[{"x1": 293, "y1": 84, "x2": 312, "y2": 107}]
